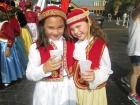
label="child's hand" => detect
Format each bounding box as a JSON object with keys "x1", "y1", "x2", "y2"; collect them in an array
[
  {"x1": 81, "y1": 70, "x2": 95, "y2": 82},
  {"x1": 43, "y1": 56, "x2": 62, "y2": 73}
]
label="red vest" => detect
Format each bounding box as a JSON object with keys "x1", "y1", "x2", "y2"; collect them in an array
[
  {"x1": 38, "y1": 40, "x2": 75, "y2": 80},
  {"x1": 73, "y1": 38, "x2": 106, "y2": 89},
  {"x1": 88, "y1": 38, "x2": 105, "y2": 69}
]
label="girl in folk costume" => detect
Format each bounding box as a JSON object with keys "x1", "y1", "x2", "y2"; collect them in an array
[
  {"x1": 0, "y1": 3, "x2": 25, "y2": 85},
  {"x1": 8, "y1": 7, "x2": 28, "y2": 70},
  {"x1": 16, "y1": 10, "x2": 32, "y2": 56},
  {"x1": 0, "y1": 5, "x2": 14, "y2": 85},
  {"x1": 24, "y1": 1, "x2": 39, "y2": 42},
  {"x1": 26, "y1": 6, "x2": 77, "y2": 105},
  {"x1": 67, "y1": 8, "x2": 113, "y2": 105}
]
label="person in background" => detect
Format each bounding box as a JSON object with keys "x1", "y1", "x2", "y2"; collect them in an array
[
  {"x1": 122, "y1": 12, "x2": 128, "y2": 26},
  {"x1": 24, "y1": 1, "x2": 39, "y2": 42},
  {"x1": 8, "y1": 7, "x2": 28, "y2": 70},
  {"x1": 0, "y1": 3, "x2": 25, "y2": 86},
  {"x1": 108, "y1": 13, "x2": 112, "y2": 22},
  {"x1": 16, "y1": 9, "x2": 32, "y2": 56},
  {"x1": 127, "y1": 0, "x2": 140, "y2": 104}
]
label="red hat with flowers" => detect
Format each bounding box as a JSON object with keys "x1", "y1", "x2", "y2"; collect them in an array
[
  {"x1": 67, "y1": 8, "x2": 90, "y2": 27},
  {"x1": 39, "y1": 6, "x2": 67, "y2": 21}
]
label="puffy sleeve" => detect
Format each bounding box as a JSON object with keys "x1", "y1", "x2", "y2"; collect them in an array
[
  {"x1": 26, "y1": 43, "x2": 52, "y2": 81},
  {"x1": 1, "y1": 22, "x2": 15, "y2": 47},
  {"x1": 89, "y1": 46, "x2": 113, "y2": 89}
]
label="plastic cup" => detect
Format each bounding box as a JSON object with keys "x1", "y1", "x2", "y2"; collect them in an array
[
  {"x1": 50, "y1": 50, "x2": 62, "y2": 61},
  {"x1": 79, "y1": 60, "x2": 92, "y2": 73}
]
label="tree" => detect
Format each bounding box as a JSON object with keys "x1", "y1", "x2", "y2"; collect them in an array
[
  {"x1": 104, "y1": 0, "x2": 136, "y2": 17},
  {"x1": 103, "y1": 0, "x2": 115, "y2": 16},
  {"x1": 118, "y1": 0, "x2": 135, "y2": 17}
]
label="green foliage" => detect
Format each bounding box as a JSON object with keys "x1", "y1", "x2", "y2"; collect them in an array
[
  {"x1": 119, "y1": 0, "x2": 135, "y2": 15},
  {"x1": 103, "y1": 0, "x2": 115, "y2": 16},
  {"x1": 104, "y1": 0, "x2": 135, "y2": 17}
]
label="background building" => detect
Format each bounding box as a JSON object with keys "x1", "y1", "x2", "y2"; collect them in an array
[{"x1": 72, "y1": 0, "x2": 106, "y2": 15}]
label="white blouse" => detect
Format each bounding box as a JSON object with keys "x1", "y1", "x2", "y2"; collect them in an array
[
  {"x1": 74, "y1": 39, "x2": 113, "y2": 89},
  {"x1": 26, "y1": 37, "x2": 77, "y2": 105},
  {"x1": 26, "y1": 37, "x2": 66, "y2": 81}
]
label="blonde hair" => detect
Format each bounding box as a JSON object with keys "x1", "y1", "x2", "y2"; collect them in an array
[{"x1": 89, "y1": 18, "x2": 106, "y2": 42}]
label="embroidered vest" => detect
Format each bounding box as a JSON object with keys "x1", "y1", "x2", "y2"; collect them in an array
[
  {"x1": 38, "y1": 39, "x2": 75, "y2": 81},
  {"x1": 73, "y1": 38, "x2": 106, "y2": 89}
]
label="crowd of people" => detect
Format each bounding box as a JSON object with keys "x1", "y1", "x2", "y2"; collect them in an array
[
  {"x1": 0, "y1": 0, "x2": 140, "y2": 105},
  {"x1": 107, "y1": 12, "x2": 129, "y2": 27}
]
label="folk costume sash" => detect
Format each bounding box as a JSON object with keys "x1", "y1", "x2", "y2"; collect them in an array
[
  {"x1": 38, "y1": 38, "x2": 74, "y2": 81},
  {"x1": 73, "y1": 37, "x2": 106, "y2": 89}
]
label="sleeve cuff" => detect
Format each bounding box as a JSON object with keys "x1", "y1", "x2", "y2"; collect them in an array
[
  {"x1": 26, "y1": 64, "x2": 52, "y2": 81},
  {"x1": 89, "y1": 70, "x2": 109, "y2": 89},
  {"x1": 38, "y1": 64, "x2": 52, "y2": 78}
]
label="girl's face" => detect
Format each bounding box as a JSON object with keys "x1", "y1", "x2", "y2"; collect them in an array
[
  {"x1": 69, "y1": 21, "x2": 90, "y2": 41},
  {"x1": 44, "y1": 16, "x2": 65, "y2": 40}
]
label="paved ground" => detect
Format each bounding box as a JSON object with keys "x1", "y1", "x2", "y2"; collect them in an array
[{"x1": 0, "y1": 20, "x2": 137, "y2": 105}]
